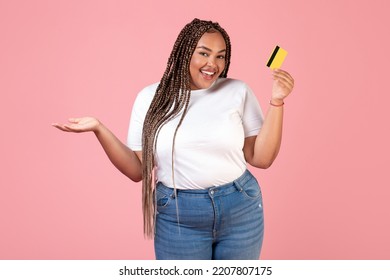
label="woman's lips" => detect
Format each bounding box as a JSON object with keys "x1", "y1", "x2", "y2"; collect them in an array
[{"x1": 201, "y1": 70, "x2": 216, "y2": 80}]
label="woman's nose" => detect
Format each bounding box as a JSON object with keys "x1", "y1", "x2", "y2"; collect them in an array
[{"x1": 207, "y1": 57, "x2": 216, "y2": 66}]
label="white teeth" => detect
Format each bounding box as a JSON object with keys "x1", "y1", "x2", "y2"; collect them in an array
[{"x1": 201, "y1": 70, "x2": 215, "y2": 76}]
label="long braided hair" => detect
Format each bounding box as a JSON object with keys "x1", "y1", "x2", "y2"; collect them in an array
[{"x1": 141, "y1": 18, "x2": 232, "y2": 238}]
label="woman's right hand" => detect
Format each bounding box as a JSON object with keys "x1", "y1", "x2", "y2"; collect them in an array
[
  {"x1": 52, "y1": 116, "x2": 142, "y2": 181},
  {"x1": 52, "y1": 117, "x2": 100, "y2": 133}
]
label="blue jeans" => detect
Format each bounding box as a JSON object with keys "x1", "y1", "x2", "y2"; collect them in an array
[{"x1": 154, "y1": 170, "x2": 264, "y2": 260}]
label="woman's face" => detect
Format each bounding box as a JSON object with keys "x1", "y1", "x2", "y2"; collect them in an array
[{"x1": 189, "y1": 31, "x2": 227, "y2": 90}]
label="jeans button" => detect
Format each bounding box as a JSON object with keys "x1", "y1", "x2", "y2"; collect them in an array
[{"x1": 210, "y1": 190, "x2": 214, "y2": 195}]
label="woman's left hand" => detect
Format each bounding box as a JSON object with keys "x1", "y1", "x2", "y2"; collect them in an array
[{"x1": 271, "y1": 69, "x2": 294, "y2": 103}]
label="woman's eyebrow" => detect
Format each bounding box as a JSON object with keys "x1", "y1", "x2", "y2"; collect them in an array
[{"x1": 196, "y1": 46, "x2": 226, "y2": 53}]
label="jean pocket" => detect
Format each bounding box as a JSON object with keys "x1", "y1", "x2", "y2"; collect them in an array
[
  {"x1": 156, "y1": 186, "x2": 174, "y2": 208},
  {"x1": 240, "y1": 177, "x2": 262, "y2": 200}
]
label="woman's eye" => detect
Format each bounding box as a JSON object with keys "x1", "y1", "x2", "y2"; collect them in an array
[
  {"x1": 199, "y1": 52, "x2": 209, "y2": 57},
  {"x1": 217, "y1": 55, "x2": 225, "y2": 59}
]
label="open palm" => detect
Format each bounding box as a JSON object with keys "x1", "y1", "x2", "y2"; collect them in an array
[{"x1": 52, "y1": 117, "x2": 100, "y2": 133}]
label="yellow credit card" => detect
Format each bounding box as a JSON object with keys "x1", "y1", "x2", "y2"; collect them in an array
[{"x1": 266, "y1": 45, "x2": 288, "y2": 69}]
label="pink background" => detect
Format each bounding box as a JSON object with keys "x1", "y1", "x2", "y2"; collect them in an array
[{"x1": 1, "y1": 0, "x2": 389, "y2": 259}]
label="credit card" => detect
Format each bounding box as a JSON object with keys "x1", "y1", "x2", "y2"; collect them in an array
[{"x1": 266, "y1": 45, "x2": 288, "y2": 69}]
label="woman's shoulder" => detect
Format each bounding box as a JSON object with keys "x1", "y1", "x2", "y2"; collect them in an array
[
  {"x1": 139, "y1": 82, "x2": 159, "y2": 95},
  {"x1": 214, "y1": 78, "x2": 250, "y2": 92},
  {"x1": 132, "y1": 82, "x2": 159, "y2": 111},
  {"x1": 135, "y1": 82, "x2": 159, "y2": 101}
]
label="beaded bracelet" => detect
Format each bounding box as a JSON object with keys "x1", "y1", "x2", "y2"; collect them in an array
[{"x1": 269, "y1": 100, "x2": 285, "y2": 107}]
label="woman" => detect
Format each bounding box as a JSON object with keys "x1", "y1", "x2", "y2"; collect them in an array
[{"x1": 53, "y1": 18, "x2": 294, "y2": 260}]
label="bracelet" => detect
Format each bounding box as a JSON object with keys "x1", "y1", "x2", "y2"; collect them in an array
[{"x1": 269, "y1": 100, "x2": 284, "y2": 107}]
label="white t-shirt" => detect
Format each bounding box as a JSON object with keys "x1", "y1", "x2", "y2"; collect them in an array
[{"x1": 127, "y1": 78, "x2": 264, "y2": 189}]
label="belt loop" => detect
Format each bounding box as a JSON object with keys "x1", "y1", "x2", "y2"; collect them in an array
[
  {"x1": 234, "y1": 180, "x2": 243, "y2": 192},
  {"x1": 234, "y1": 169, "x2": 249, "y2": 192}
]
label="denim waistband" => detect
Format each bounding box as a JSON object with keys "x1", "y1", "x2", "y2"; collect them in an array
[{"x1": 156, "y1": 169, "x2": 254, "y2": 198}]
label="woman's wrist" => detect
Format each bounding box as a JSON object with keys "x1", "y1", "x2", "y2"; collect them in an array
[
  {"x1": 269, "y1": 99, "x2": 284, "y2": 107},
  {"x1": 93, "y1": 119, "x2": 104, "y2": 134}
]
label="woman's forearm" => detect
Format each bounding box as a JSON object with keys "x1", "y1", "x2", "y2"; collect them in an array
[
  {"x1": 94, "y1": 122, "x2": 143, "y2": 182},
  {"x1": 252, "y1": 104, "x2": 284, "y2": 168}
]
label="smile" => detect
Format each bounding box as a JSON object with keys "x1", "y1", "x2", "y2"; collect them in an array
[
  {"x1": 201, "y1": 70, "x2": 215, "y2": 75},
  {"x1": 201, "y1": 70, "x2": 216, "y2": 78}
]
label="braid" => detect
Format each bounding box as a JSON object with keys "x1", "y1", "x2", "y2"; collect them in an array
[{"x1": 141, "y1": 18, "x2": 232, "y2": 238}]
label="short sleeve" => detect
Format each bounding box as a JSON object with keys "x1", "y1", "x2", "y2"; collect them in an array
[
  {"x1": 127, "y1": 83, "x2": 157, "y2": 151},
  {"x1": 242, "y1": 83, "x2": 264, "y2": 137}
]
